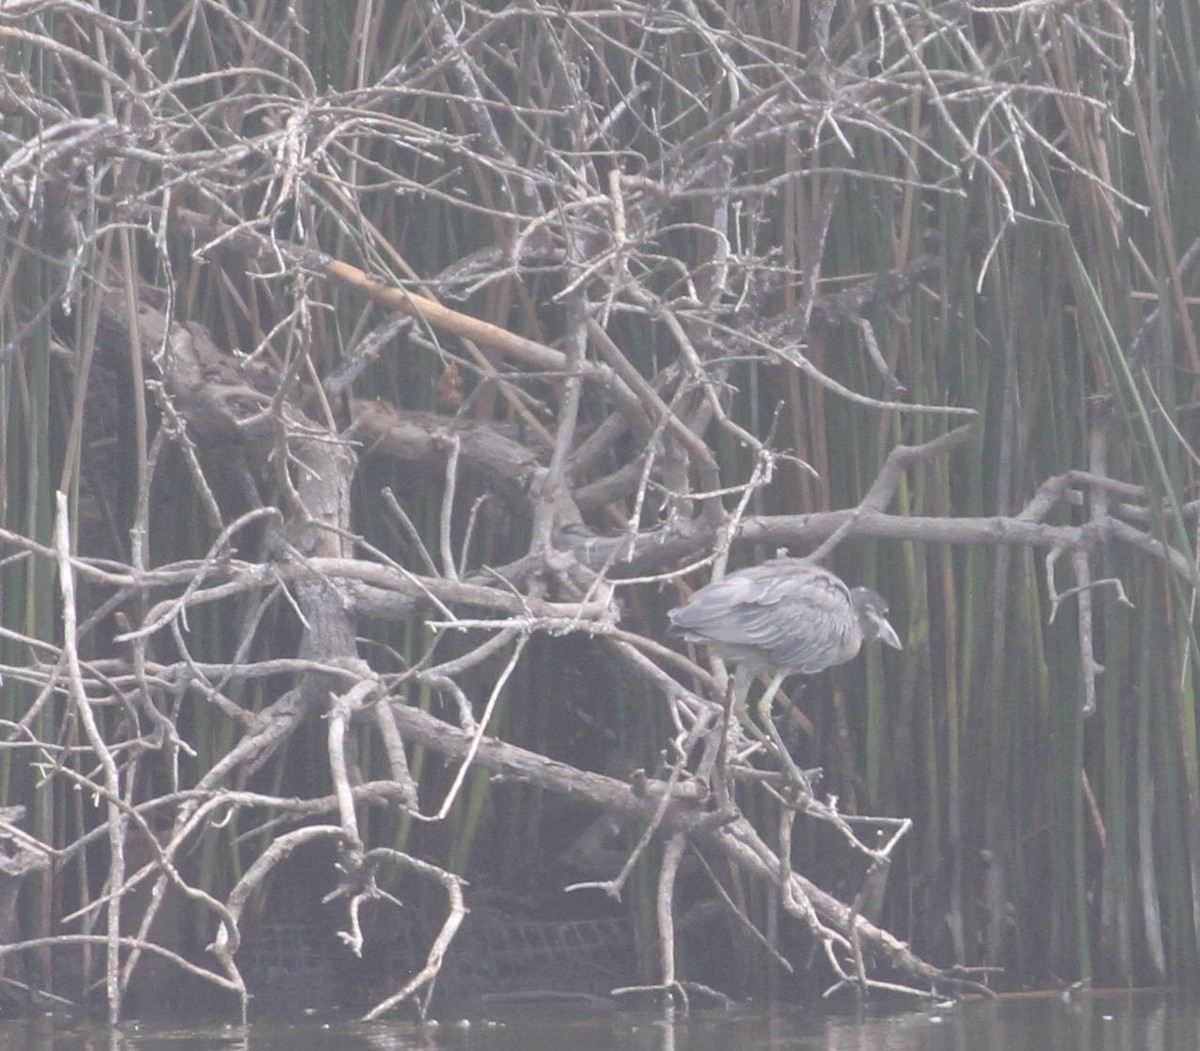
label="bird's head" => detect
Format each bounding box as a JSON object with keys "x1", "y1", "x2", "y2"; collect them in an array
[{"x1": 850, "y1": 587, "x2": 903, "y2": 651}]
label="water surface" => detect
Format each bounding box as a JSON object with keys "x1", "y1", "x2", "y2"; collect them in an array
[{"x1": 1, "y1": 990, "x2": 1189, "y2": 1051}]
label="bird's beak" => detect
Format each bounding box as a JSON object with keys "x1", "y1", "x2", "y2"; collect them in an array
[{"x1": 876, "y1": 616, "x2": 903, "y2": 651}]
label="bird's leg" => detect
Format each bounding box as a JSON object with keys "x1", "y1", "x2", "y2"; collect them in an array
[
  {"x1": 727, "y1": 666, "x2": 772, "y2": 762},
  {"x1": 756, "y1": 673, "x2": 810, "y2": 790},
  {"x1": 727, "y1": 665, "x2": 758, "y2": 754},
  {"x1": 727, "y1": 668, "x2": 809, "y2": 788}
]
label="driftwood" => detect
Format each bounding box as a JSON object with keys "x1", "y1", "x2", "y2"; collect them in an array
[
  {"x1": 0, "y1": 0, "x2": 1179, "y2": 1024},
  {"x1": 1, "y1": 209, "x2": 1179, "y2": 1017}
]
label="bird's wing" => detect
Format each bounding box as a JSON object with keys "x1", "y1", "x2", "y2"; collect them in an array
[
  {"x1": 667, "y1": 573, "x2": 768, "y2": 637},
  {"x1": 746, "y1": 570, "x2": 859, "y2": 672}
]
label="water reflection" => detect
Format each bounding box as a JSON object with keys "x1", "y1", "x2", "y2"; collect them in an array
[{"x1": 0, "y1": 991, "x2": 1189, "y2": 1051}]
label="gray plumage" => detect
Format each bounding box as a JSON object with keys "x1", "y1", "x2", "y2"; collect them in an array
[
  {"x1": 669, "y1": 560, "x2": 902, "y2": 677},
  {"x1": 669, "y1": 559, "x2": 901, "y2": 784}
]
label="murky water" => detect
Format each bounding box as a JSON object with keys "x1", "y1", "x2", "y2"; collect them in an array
[{"x1": 0, "y1": 991, "x2": 1192, "y2": 1050}]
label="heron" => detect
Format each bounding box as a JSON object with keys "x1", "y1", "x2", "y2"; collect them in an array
[{"x1": 668, "y1": 559, "x2": 902, "y2": 781}]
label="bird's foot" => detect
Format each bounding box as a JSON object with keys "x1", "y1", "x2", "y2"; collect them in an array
[{"x1": 777, "y1": 752, "x2": 815, "y2": 796}]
